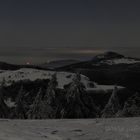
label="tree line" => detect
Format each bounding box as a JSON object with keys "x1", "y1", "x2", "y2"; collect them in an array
[{"x1": 0, "y1": 74, "x2": 140, "y2": 119}]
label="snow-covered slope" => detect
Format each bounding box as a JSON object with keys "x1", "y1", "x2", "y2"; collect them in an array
[
  {"x1": 0, "y1": 118, "x2": 139, "y2": 140},
  {"x1": 94, "y1": 51, "x2": 124, "y2": 60},
  {"x1": 100, "y1": 58, "x2": 140, "y2": 65},
  {"x1": 0, "y1": 68, "x2": 124, "y2": 91},
  {"x1": 93, "y1": 52, "x2": 140, "y2": 65},
  {"x1": 0, "y1": 68, "x2": 89, "y2": 89}
]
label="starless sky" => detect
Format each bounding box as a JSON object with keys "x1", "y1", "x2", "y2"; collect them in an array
[{"x1": 0, "y1": 0, "x2": 140, "y2": 64}]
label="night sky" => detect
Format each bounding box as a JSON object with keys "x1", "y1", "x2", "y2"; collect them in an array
[{"x1": 0, "y1": 0, "x2": 140, "y2": 64}]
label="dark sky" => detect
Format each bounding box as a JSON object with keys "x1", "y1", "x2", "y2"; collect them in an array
[{"x1": 0, "y1": 0, "x2": 140, "y2": 64}]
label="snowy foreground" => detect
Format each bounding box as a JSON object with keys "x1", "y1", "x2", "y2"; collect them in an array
[{"x1": 0, "y1": 118, "x2": 140, "y2": 140}]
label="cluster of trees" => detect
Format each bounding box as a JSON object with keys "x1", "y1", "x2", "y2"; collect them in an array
[
  {"x1": 0, "y1": 74, "x2": 140, "y2": 119},
  {"x1": 0, "y1": 73, "x2": 99, "y2": 119},
  {"x1": 101, "y1": 86, "x2": 140, "y2": 118}
]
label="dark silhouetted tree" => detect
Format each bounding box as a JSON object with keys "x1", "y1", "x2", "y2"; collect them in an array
[
  {"x1": 119, "y1": 92, "x2": 140, "y2": 117},
  {"x1": 43, "y1": 73, "x2": 59, "y2": 118},
  {"x1": 102, "y1": 86, "x2": 121, "y2": 118},
  {"x1": 61, "y1": 73, "x2": 98, "y2": 118},
  {"x1": 0, "y1": 84, "x2": 9, "y2": 118},
  {"x1": 28, "y1": 88, "x2": 42, "y2": 119},
  {"x1": 1, "y1": 78, "x2": 6, "y2": 87},
  {"x1": 44, "y1": 73, "x2": 58, "y2": 105},
  {"x1": 28, "y1": 88, "x2": 54, "y2": 119},
  {"x1": 15, "y1": 86, "x2": 27, "y2": 119}
]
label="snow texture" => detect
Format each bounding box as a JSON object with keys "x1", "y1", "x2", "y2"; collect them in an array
[
  {"x1": 101, "y1": 58, "x2": 140, "y2": 65},
  {"x1": 5, "y1": 98, "x2": 15, "y2": 108},
  {"x1": 0, "y1": 68, "x2": 124, "y2": 91},
  {"x1": 0, "y1": 118, "x2": 139, "y2": 140}
]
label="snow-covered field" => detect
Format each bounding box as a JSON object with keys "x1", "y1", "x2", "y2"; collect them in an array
[
  {"x1": 0, "y1": 118, "x2": 139, "y2": 140},
  {"x1": 0, "y1": 68, "x2": 89, "y2": 89},
  {"x1": 0, "y1": 68, "x2": 124, "y2": 91}
]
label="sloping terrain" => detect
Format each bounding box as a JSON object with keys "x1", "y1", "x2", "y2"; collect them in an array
[
  {"x1": 0, "y1": 62, "x2": 20, "y2": 70},
  {"x1": 0, "y1": 118, "x2": 139, "y2": 140},
  {"x1": 0, "y1": 68, "x2": 123, "y2": 91},
  {"x1": 93, "y1": 52, "x2": 140, "y2": 65},
  {"x1": 58, "y1": 52, "x2": 140, "y2": 92}
]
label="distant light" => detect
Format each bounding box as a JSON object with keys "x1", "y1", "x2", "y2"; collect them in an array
[{"x1": 26, "y1": 62, "x2": 30, "y2": 65}]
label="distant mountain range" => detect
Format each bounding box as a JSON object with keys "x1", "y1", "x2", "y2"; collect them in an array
[
  {"x1": 0, "y1": 51, "x2": 140, "y2": 70},
  {"x1": 38, "y1": 59, "x2": 80, "y2": 69},
  {"x1": 57, "y1": 52, "x2": 140, "y2": 69},
  {"x1": 39, "y1": 52, "x2": 140, "y2": 69}
]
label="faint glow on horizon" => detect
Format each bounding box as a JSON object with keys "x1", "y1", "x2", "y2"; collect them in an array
[{"x1": 74, "y1": 49, "x2": 104, "y2": 54}]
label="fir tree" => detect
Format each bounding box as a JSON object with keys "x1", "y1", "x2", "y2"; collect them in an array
[
  {"x1": 119, "y1": 92, "x2": 140, "y2": 117},
  {"x1": 27, "y1": 88, "x2": 42, "y2": 119},
  {"x1": 61, "y1": 73, "x2": 98, "y2": 118},
  {"x1": 102, "y1": 86, "x2": 121, "y2": 118},
  {"x1": 44, "y1": 73, "x2": 58, "y2": 106},
  {"x1": 1, "y1": 78, "x2": 6, "y2": 87},
  {"x1": 28, "y1": 88, "x2": 53, "y2": 119},
  {"x1": 0, "y1": 84, "x2": 9, "y2": 118},
  {"x1": 42, "y1": 73, "x2": 59, "y2": 118},
  {"x1": 15, "y1": 86, "x2": 27, "y2": 119}
]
